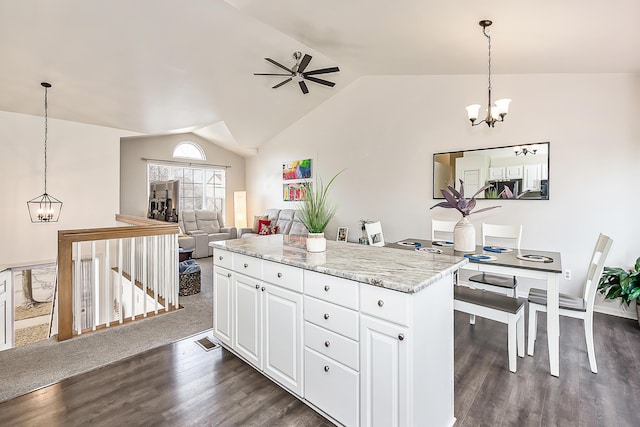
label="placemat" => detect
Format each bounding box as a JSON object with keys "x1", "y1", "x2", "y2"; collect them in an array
[
  {"x1": 482, "y1": 246, "x2": 513, "y2": 253},
  {"x1": 397, "y1": 241, "x2": 422, "y2": 247},
  {"x1": 432, "y1": 240, "x2": 454, "y2": 247},
  {"x1": 416, "y1": 247, "x2": 443, "y2": 254},
  {"x1": 517, "y1": 254, "x2": 554, "y2": 263},
  {"x1": 464, "y1": 253, "x2": 497, "y2": 262}
]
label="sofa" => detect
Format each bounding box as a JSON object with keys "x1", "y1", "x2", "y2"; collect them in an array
[
  {"x1": 178, "y1": 210, "x2": 237, "y2": 258},
  {"x1": 238, "y1": 208, "x2": 308, "y2": 238}
]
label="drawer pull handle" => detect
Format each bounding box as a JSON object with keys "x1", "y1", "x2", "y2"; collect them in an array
[
  {"x1": 324, "y1": 366, "x2": 330, "y2": 372},
  {"x1": 244, "y1": 263, "x2": 248, "y2": 268},
  {"x1": 255, "y1": 284, "x2": 260, "y2": 289},
  {"x1": 398, "y1": 334, "x2": 405, "y2": 341},
  {"x1": 227, "y1": 273, "x2": 232, "y2": 278},
  {"x1": 219, "y1": 256, "x2": 223, "y2": 260},
  {"x1": 324, "y1": 285, "x2": 330, "y2": 292},
  {"x1": 324, "y1": 341, "x2": 331, "y2": 347},
  {"x1": 261, "y1": 287, "x2": 265, "y2": 292},
  {"x1": 378, "y1": 300, "x2": 384, "y2": 307},
  {"x1": 323, "y1": 313, "x2": 330, "y2": 320},
  {"x1": 277, "y1": 272, "x2": 283, "y2": 278}
]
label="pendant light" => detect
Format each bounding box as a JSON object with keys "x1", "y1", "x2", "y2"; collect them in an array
[
  {"x1": 27, "y1": 82, "x2": 63, "y2": 223},
  {"x1": 465, "y1": 20, "x2": 511, "y2": 127}
]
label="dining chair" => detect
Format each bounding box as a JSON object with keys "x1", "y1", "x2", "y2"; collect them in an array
[
  {"x1": 431, "y1": 219, "x2": 456, "y2": 242},
  {"x1": 467, "y1": 223, "x2": 523, "y2": 297},
  {"x1": 365, "y1": 221, "x2": 385, "y2": 246},
  {"x1": 527, "y1": 233, "x2": 613, "y2": 374}
]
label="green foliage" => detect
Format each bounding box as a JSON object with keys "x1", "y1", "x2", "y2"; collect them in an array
[
  {"x1": 598, "y1": 257, "x2": 640, "y2": 306},
  {"x1": 297, "y1": 170, "x2": 344, "y2": 233}
]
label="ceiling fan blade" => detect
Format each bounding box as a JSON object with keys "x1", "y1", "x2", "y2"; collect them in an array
[
  {"x1": 299, "y1": 81, "x2": 309, "y2": 94},
  {"x1": 265, "y1": 58, "x2": 292, "y2": 73},
  {"x1": 298, "y1": 54, "x2": 312, "y2": 73},
  {"x1": 273, "y1": 78, "x2": 292, "y2": 89},
  {"x1": 304, "y1": 66, "x2": 340, "y2": 76},
  {"x1": 254, "y1": 73, "x2": 293, "y2": 76},
  {"x1": 304, "y1": 76, "x2": 336, "y2": 87}
]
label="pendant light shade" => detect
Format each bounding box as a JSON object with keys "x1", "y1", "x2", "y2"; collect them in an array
[{"x1": 27, "y1": 82, "x2": 63, "y2": 223}]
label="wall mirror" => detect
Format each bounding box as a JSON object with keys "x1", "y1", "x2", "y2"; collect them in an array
[{"x1": 433, "y1": 142, "x2": 549, "y2": 200}]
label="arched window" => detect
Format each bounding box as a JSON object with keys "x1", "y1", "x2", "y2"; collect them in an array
[{"x1": 173, "y1": 141, "x2": 206, "y2": 160}]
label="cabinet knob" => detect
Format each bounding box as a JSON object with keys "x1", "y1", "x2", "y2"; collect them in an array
[
  {"x1": 244, "y1": 263, "x2": 248, "y2": 268},
  {"x1": 377, "y1": 300, "x2": 384, "y2": 307},
  {"x1": 277, "y1": 272, "x2": 283, "y2": 278},
  {"x1": 324, "y1": 366, "x2": 330, "y2": 372},
  {"x1": 255, "y1": 284, "x2": 260, "y2": 289},
  {"x1": 324, "y1": 341, "x2": 331, "y2": 347},
  {"x1": 324, "y1": 285, "x2": 330, "y2": 292},
  {"x1": 227, "y1": 273, "x2": 232, "y2": 278},
  {"x1": 323, "y1": 313, "x2": 330, "y2": 320},
  {"x1": 398, "y1": 334, "x2": 404, "y2": 341},
  {"x1": 219, "y1": 256, "x2": 223, "y2": 260},
  {"x1": 261, "y1": 287, "x2": 265, "y2": 292}
]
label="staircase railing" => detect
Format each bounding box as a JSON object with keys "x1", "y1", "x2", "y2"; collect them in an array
[{"x1": 56, "y1": 215, "x2": 179, "y2": 341}]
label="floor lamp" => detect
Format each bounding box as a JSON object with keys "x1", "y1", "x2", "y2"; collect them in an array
[{"x1": 234, "y1": 191, "x2": 247, "y2": 228}]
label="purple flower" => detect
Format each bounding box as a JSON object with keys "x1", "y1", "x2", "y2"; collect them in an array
[{"x1": 430, "y1": 179, "x2": 501, "y2": 217}]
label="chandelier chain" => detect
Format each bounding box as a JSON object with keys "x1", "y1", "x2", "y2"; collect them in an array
[
  {"x1": 484, "y1": 26, "x2": 492, "y2": 93},
  {"x1": 44, "y1": 85, "x2": 48, "y2": 194}
]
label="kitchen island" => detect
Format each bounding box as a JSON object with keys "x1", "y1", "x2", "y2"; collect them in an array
[{"x1": 210, "y1": 235, "x2": 467, "y2": 427}]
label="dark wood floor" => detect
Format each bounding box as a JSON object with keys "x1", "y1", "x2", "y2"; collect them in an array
[{"x1": 1, "y1": 312, "x2": 638, "y2": 427}]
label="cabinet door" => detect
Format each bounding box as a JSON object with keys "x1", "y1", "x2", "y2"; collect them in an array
[
  {"x1": 489, "y1": 166, "x2": 505, "y2": 180},
  {"x1": 506, "y1": 165, "x2": 523, "y2": 179},
  {"x1": 213, "y1": 267, "x2": 233, "y2": 347},
  {"x1": 234, "y1": 274, "x2": 263, "y2": 369},
  {"x1": 263, "y1": 283, "x2": 303, "y2": 396},
  {"x1": 360, "y1": 315, "x2": 409, "y2": 427},
  {"x1": 523, "y1": 164, "x2": 542, "y2": 191}
]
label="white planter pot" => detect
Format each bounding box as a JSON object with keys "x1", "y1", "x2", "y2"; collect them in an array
[
  {"x1": 306, "y1": 232, "x2": 327, "y2": 252},
  {"x1": 454, "y1": 217, "x2": 476, "y2": 252}
]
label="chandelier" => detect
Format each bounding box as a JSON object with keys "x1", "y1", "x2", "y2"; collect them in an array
[
  {"x1": 465, "y1": 20, "x2": 511, "y2": 127},
  {"x1": 514, "y1": 145, "x2": 537, "y2": 156},
  {"x1": 27, "y1": 82, "x2": 63, "y2": 223}
]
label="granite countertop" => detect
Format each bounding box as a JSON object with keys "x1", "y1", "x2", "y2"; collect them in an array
[{"x1": 210, "y1": 235, "x2": 468, "y2": 294}]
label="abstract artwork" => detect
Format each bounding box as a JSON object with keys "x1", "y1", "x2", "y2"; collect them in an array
[
  {"x1": 283, "y1": 182, "x2": 309, "y2": 201},
  {"x1": 283, "y1": 159, "x2": 312, "y2": 180}
]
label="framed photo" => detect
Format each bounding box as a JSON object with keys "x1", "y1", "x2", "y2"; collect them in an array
[{"x1": 337, "y1": 226, "x2": 348, "y2": 242}]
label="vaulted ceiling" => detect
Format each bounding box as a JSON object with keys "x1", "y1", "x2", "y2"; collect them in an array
[{"x1": 1, "y1": 0, "x2": 638, "y2": 156}]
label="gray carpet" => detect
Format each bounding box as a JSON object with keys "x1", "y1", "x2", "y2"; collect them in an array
[{"x1": 0, "y1": 257, "x2": 214, "y2": 403}]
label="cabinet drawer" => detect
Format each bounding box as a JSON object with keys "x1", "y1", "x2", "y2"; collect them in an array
[
  {"x1": 233, "y1": 253, "x2": 262, "y2": 278},
  {"x1": 213, "y1": 249, "x2": 232, "y2": 269},
  {"x1": 360, "y1": 284, "x2": 410, "y2": 326},
  {"x1": 304, "y1": 296, "x2": 359, "y2": 340},
  {"x1": 263, "y1": 260, "x2": 303, "y2": 293},
  {"x1": 305, "y1": 348, "x2": 359, "y2": 427},
  {"x1": 304, "y1": 270, "x2": 359, "y2": 310},
  {"x1": 305, "y1": 322, "x2": 358, "y2": 371}
]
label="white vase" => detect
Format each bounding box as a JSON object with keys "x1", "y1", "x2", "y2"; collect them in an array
[
  {"x1": 306, "y1": 232, "x2": 327, "y2": 252},
  {"x1": 454, "y1": 217, "x2": 476, "y2": 252}
]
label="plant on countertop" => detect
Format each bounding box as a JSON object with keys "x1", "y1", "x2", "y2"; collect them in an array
[
  {"x1": 430, "y1": 179, "x2": 501, "y2": 217},
  {"x1": 298, "y1": 170, "x2": 344, "y2": 233},
  {"x1": 598, "y1": 257, "x2": 640, "y2": 307}
]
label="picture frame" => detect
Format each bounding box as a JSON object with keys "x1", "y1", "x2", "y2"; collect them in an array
[{"x1": 337, "y1": 226, "x2": 348, "y2": 242}]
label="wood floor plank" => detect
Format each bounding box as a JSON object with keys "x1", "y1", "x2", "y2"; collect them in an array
[{"x1": 1, "y1": 312, "x2": 639, "y2": 426}]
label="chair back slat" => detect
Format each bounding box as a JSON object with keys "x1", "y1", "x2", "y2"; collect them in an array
[
  {"x1": 431, "y1": 219, "x2": 457, "y2": 242},
  {"x1": 584, "y1": 233, "x2": 614, "y2": 310},
  {"x1": 482, "y1": 223, "x2": 523, "y2": 250}
]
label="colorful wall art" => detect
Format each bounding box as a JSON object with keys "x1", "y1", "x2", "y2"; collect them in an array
[
  {"x1": 283, "y1": 159, "x2": 312, "y2": 180},
  {"x1": 283, "y1": 182, "x2": 309, "y2": 201}
]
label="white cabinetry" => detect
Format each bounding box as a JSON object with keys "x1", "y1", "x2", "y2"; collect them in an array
[
  {"x1": 213, "y1": 265, "x2": 233, "y2": 347},
  {"x1": 524, "y1": 164, "x2": 543, "y2": 191},
  {"x1": 0, "y1": 269, "x2": 13, "y2": 351},
  {"x1": 489, "y1": 166, "x2": 505, "y2": 180},
  {"x1": 506, "y1": 165, "x2": 523, "y2": 179},
  {"x1": 233, "y1": 273, "x2": 262, "y2": 368}
]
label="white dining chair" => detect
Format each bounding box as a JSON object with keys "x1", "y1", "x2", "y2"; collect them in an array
[
  {"x1": 468, "y1": 223, "x2": 523, "y2": 297},
  {"x1": 365, "y1": 221, "x2": 385, "y2": 247},
  {"x1": 527, "y1": 233, "x2": 613, "y2": 374},
  {"x1": 431, "y1": 219, "x2": 456, "y2": 242}
]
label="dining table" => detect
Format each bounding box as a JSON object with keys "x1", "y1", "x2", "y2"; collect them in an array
[{"x1": 387, "y1": 238, "x2": 564, "y2": 377}]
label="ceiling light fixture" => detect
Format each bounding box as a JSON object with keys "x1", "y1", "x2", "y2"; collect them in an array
[
  {"x1": 27, "y1": 82, "x2": 63, "y2": 223},
  {"x1": 513, "y1": 145, "x2": 537, "y2": 156},
  {"x1": 465, "y1": 20, "x2": 511, "y2": 127}
]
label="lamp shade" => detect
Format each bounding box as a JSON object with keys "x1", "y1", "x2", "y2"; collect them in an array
[
  {"x1": 465, "y1": 104, "x2": 481, "y2": 121},
  {"x1": 494, "y1": 98, "x2": 511, "y2": 115},
  {"x1": 234, "y1": 191, "x2": 247, "y2": 228}
]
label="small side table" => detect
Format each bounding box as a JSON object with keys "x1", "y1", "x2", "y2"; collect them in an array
[{"x1": 179, "y1": 248, "x2": 193, "y2": 262}]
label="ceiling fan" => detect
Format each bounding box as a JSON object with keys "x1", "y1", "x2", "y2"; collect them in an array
[{"x1": 254, "y1": 51, "x2": 340, "y2": 94}]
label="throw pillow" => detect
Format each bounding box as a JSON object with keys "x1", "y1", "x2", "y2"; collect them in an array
[
  {"x1": 257, "y1": 219, "x2": 271, "y2": 234},
  {"x1": 252, "y1": 215, "x2": 268, "y2": 233},
  {"x1": 259, "y1": 225, "x2": 279, "y2": 235}
]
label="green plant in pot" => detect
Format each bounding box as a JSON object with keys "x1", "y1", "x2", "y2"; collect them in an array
[
  {"x1": 298, "y1": 170, "x2": 343, "y2": 252},
  {"x1": 598, "y1": 256, "x2": 640, "y2": 327}
]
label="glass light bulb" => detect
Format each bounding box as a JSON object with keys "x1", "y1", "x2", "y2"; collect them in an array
[
  {"x1": 494, "y1": 98, "x2": 511, "y2": 115},
  {"x1": 465, "y1": 104, "x2": 481, "y2": 121}
]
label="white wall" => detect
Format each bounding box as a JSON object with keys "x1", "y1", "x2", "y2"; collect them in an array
[
  {"x1": 0, "y1": 111, "x2": 137, "y2": 267},
  {"x1": 246, "y1": 73, "x2": 640, "y2": 318}
]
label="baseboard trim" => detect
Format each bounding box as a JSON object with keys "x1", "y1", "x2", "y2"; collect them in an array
[{"x1": 594, "y1": 305, "x2": 637, "y2": 320}]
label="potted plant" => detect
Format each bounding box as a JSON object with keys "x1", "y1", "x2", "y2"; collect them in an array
[
  {"x1": 430, "y1": 179, "x2": 500, "y2": 251},
  {"x1": 598, "y1": 257, "x2": 640, "y2": 328},
  {"x1": 298, "y1": 170, "x2": 343, "y2": 252}
]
